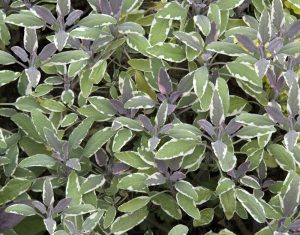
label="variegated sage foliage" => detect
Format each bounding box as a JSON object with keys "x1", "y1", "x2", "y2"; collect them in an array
[{"x1": 1, "y1": 0, "x2": 300, "y2": 234}]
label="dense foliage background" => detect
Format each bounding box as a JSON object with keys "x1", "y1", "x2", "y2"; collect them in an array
[{"x1": 1, "y1": 0, "x2": 300, "y2": 234}]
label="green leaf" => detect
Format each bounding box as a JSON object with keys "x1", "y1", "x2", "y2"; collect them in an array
[
  {"x1": 149, "y1": 18, "x2": 172, "y2": 45},
  {"x1": 126, "y1": 33, "x2": 150, "y2": 56},
  {"x1": 112, "y1": 129, "x2": 133, "y2": 152},
  {"x1": 173, "y1": 31, "x2": 202, "y2": 51},
  {"x1": 69, "y1": 118, "x2": 94, "y2": 149},
  {"x1": 0, "y1": 70, "x2": 20, "y2": 86},
  {"x1": 146, "y1": 43, "x2": 186, "y2": 63},
  {"x1": 70, "y1": 27, "x2": 101, "y2": 41},
  {"x1": 267, "y1": 144, "x2": 296, "y2": 171},
  {"x1": 0, "y1": 178, "x2": 32, "y2": 206},
  {"x1": 111, "y1": 208, "x2": 149, "y2": 235},
  {"x1": 88, "y1": 96, "x2": 116, "y2": 117},
  {"x1": 206, "y1": 42, "x2": 247, "y2": 56},
  {"x1": 239, "y1": 176, "x2": 261, "y2": 189},
  {"x1": 31, "y1": 109, "x2": 56, "y2": 140},
  {"x1": 219, "y1": 189, "x2": 236, "y2": 220},
  {"x1": 39, "y1": 99, "x2": 66, "y2": 112},
  {"x1": 236, "y1": 113, "x2": 274, "y2": 127},
  {"x1": 193, "y1": 208, "x2": 214, "y2": 227},
  {"x1": 155, "y1": 139, "x2": 197, "y2": 160},
  {"x1": 168, "y1": 224, "x2": 189, "y2": 235},
  {"x1": 83, "y1": 127, "x2": 115, "y2": 158},
  {"x1": 236, "y1": 126, "x2": 276, "y2": 139},
  {"x1": 49, "y1": 50, "x2": 90, "y2": 65},
  {"x1": 114, "y1": 151, "x2": 150, "y2": 170},
  {"x1": 19, "y1": 154, "x2": 56, "y2": 168},
  {"x1": 80, "y1": 174, "x2": 105, "y2": 194},
  {"x1": 194, "y1": 15, "x2": 211, "y2": 36},
  {"x1": 175, "y1": 180, "x2": 198, "y2": 201},
  {"x1": 176, "y1": 193, "x2": 200, "y2": 220},
  {"x1": 82, "y1": 210, "x2": 105, "y2": 233},
  {"x1": 156, "y1": 2, "x2": 187, "y2": 20},
  {"x1": 89, "y1": 60, "x2": 107, "y2": 84},
  {"x1": 113, "y1": 117, "x2": 144, "y2": 132},
  {"x1": 217, "y1": 0, "x2": 245, "y2": 10},
  {"x1": 64, "y1": 204, "x2": 96, "y2": 216},
  {"x1": 6, "y1": 11, "x2": 45, "y2": 28},
  {"x1": 78, "y1": 14, "x2": 117, "y2": 27},
  {"x1": 236, "y1": 188, "x2": 266, "y2": 223},
  {"x1": 118, "y1": 22, "x2": 145, "y2": 35},
  {"x1": 118, "y1": 196, "x2": 150, "y2": 213},
  {"x1": 103, "y1": 205, "x2": 116, "y2": 229},
  {"x1": 0, "y1": 51, "x2": 16, "y2": 65},
  {"x1": 66, "y1": 171, "x2": 82, "y2": 206},
  {"x1": 117, "y1": 173, "x2": 148, "y2": 192},
  {"x1": 5, "y1": 204, "x2": 36, "y2": 216},
  {"x1": 124, "y1": 96, "x2": 156, "y2": 109}
]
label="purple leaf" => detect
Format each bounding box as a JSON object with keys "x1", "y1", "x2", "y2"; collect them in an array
[
  {"x1": 148, "y1": 136, "x2": 160, "y2": 151},
  {"x1": 32, "y1": 6, "x2": 56, "y2": 25},
  {"x1": 32, "y1": 200, "x2": 47, "y2": 215},
  {"x1": 235, "y1": 34, "x2": 257, "y2": 53},
  {"x1": 285, "y1": 20, "x2": 300, "y2": 38},
  {"x1": 167, "y1": 104, "x2": 176, "y2": 115},
  {"x1": 0, "y1": 207, "x2": 24, "y2": 233},
  {"x1": 95, "y1": 149, "x2": 108, "y2": 166},
  {"x1": 224, "y1": 119, "x2": 242, "y2": 135},
  {"x1": 159, "y1": 123, "x2": 174, "y2": 134},
  {"x1": 198, "y1": 119, "x2": 215, "y2": 137},
  {"x1": 262, "y1": 179, "x2": 275, "y2": 188},
  {"x1": 266, "y1": 68, "x2": 277, "y2": 89},
  {"x1": 205, "y1": 22, "x2": 218, "y2": 44},
  {"x1": 169, "y1": 91, "x2": 182, "y2": 104},
  {"x1": 169, "y1": 171, "x2": 186, "y2": 182},
  {"x1": 158, "y1": 68, "x2": 172, "y2": 95},
  {"x1": 237, "y1": 161, "x2": 251, "y2": 176},
  {"x1": 112, "y1": 162, "x2": 130, "y2": 175},
  {"x1": 54, "y1": 198, "x2": 71, "y2": 214},
  {"x1": 110, "y1": 99, "x2": 127, "y2": 115},
  {"x1": 66, "y1": 159, "x2": 81, "y2": 171},
  {"x1": 110, "y1": 0, "x2": 122, "y2": 19},
  {"x1": 138, "y1": 114, "x2": 153, "y2": 132},
  {"x1": 155, "y1": 160, "x2": 168, "y2": 174},
  {"x1": 267, "y1": 37, "x2": 283, "y2": 54},
  {"x1": 38, "y1": 43, "x2": 57, "y2": 61},
  {"x1": 65, "y1": 10, "x2": 83, "y2": 26},
  {"x1": 99, "y1": 0, "x2": 112, "y2": 15},
  {"x1": 11, "y1": 46, "x2": 29, "y2": 62},
  {"x1": 67, "y1": 37, "x2": 81, "y2": 49},
  {"x1": 168, "y1": 157, "x2": 182, "y2": 171},
  {"x1": 265, "y1": 104, "x2": 286, "y2": 125}
]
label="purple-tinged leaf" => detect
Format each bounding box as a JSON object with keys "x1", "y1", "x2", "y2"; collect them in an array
[
  {"x1": 25, "y1": 67, "x2": 41, "y2": 88},
  {"x1": 169, "y1": 91, "x2": 182, "y2": 104},
  {"x1": 67, "y1": 37, "x2": 81, "y2": 49},
  {"x1": 266, "y1": 68, "x2": 277, "y2": 89},
  {"x1": 95, "y1": 149, "x2": 108, "y2": 166},
  {"x1": 227, "y1": 170, "x2": 236, "y2": 179},
  {"x1": 168, "y1": 157, "x2": 182, "y2": 171},
  {"x1": 235, "y1": 34, "x2": 257, "y2": 53},
  {"x1": 158, "y1": 68, "x2": 172, "y2": 95},
  {"x1": 198, "y1": 119, "x2": 215, "y2": 137},
  {"x1": 265, "y1": 104, "x2": 286, "y2": 125},
  {"x1": 11, "y1": 46, "x2": 29, "y2": 63},
  {"x1": 159, "y1": 123, "x2": 174, "y2": 134},
  {"x1": 32, "y1": 200, "x2": 47, "y2": 215},
  {"x1": 99, "y1": 0, "x2": 112, "y2": 15},
  {"x1": 0, "y1": 208, "x2": 24, "y2": 233},
  {"x1": 112, "y1": 162, "x2": 130, "y2": 175},
  {"x1": 284, "y1": 130, "x2": 299, "y2": 151},
  {"x1": 287, "y1": 81, "x2": 300, "y2": 117},
  {"x1": 169, "y1": 171, "x2": 186, "y2": 182},
  {"x1": 145, "y1": 172, "x2": 166, "y2": 186},
  {"x1": 110, "y1": 99, "x2": 127, "y2": 115},
  {"x1": 167, "y1": 104, "x2": 176, "y2": 115},
  {"x1": 267, "y1": 37, "x2": 283, "y2": 54},
  {"x1": 224, "y1": 119, "x2": 242, "y2": 135},
  {"x1": 54, "y1": 30, "x2": 69, "y2": 51},
  {"x1": 148, "y1": 136, "x2": 160, "y2": 151},
  {"x1": 56, "y1": 0, "x2": 71, "y2": 17},
  {"x1": 258, "y1": 9, "x2": 271, "y2": 45},
  {"x1": 54, "y1": 198, "x2": 71, "y2": 214},
  {"x1": 44, "y1": 217, "x2": 56, "y2": 235},
  {"x1": 138, "y1": 114, "x2": 153, "y2": 132},
  {"x1": 262, "y1": 179, "x2": 274, "y2": 188},
  {"x1": 255, "y1": 58, "x2": 269, "y2": 79},
  {"x1": 237, "y1": 161, "x2": 251, "y2": 176},
  {"x1": 155, "y1": 100, "x2": 168, "y2": 127},
  {"x1": 43, "y1": 178, "x2": 54, "y2": 207},
  {"x1": 32, "y1": 6, "x2": 56, "y2": 25},
  {"x1": 65, "y1": 10, "x2": 83, "y2": 26},
  {"x1": 271, "y1": 0, "x2": 284, "y2": 31},
  {"x1": 110, "y1": 0, "x2": 122, "y2": 19},
  {"x1": 285, "y1": 20, "x2": 300, "y2": 38},
  {"x1": 289, "y1": 219, "x2": 300, "y2": 231},
  {"x1": 24, "y1": 28, "x2": 38, "y2": 54},
  {"x1": 205, "y1": 22, "x2": 218, "y2": 44},
  {"x1": 155, "y1": 160, "x2": 168, "y2": 174},
  {"x1": 66, "y1": 159, "x2": 81, "y2": 171},
  {"x1": 38, "y1": 43, "x2": 57, "y2": 61}
]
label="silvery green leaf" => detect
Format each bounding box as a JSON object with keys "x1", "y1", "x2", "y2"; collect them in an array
[
  {"x1": 278, "y1": 41, "x2": 300, "y2": 55},
  {"x1": 206, "y1": 42, "x2": 246, "y2": 56},
  {"x1": 151, "y1": 192, "x2": 182, "y2": 219},
  {"x1": 111, "y1": 208, "x2": 148, "y2": 235},
  {"x1": 124, "y1": 95, "x2": 156, "y2": 109},
  {"x1": 268, "y1": 144, "x2": 295, "y2": 171},
  {"x1": 239, "y1": 176, "x2": 261, "y2": 189},
  {"x1": 56, "y1": 0, "x2": 71, "y2": 16},
  {"x1": 64, "y1": 204, "x2": 96, "y2": 216},
  {"x1": 0, "y1": 70, "x2": 20, "y2": 87},
  {"x1": 155, "y1": 139, "x2": 197, "y2": 160},
  {"x1": 149, "y1": 18, "x2": 172, "y2": 45},
  {"x1": 118, "y1": 196, "x2": 150, "y2": 213},
  {"x1": 40, "y1": 99, "x2": 66, "y2": 112},
  {"x1": 155, "y1": 100, "x2": 168, "y2": 127},
  {"x1": 69, "y1": 118, "x2": 94, "y2": 149},
  {"x1": 255, "y1": 58, "x2": 269, "y2": 79},
  {"x1": 236, "y1": 126, "x2": 276, "y2": 139},
  {"x1": 173, "y1": 31, "x2": 202, "y2": 51},
  {"x1": 78, "y1": 14, "x2": 117, "y2": 27},
  {"x1": 287, "y1": 81, "x2": 300, "y2": 117},
  {"x1": 219, "y1": 189, "x2": 236, "y2": 220},
  {"x1": 193, "y1": 208, "x2": 214, "y2": 227},
  {"x1": 258, "y1": 9, "x2": 271, "y2": 44},
  {"x1": 49, "y1": 50, "x2": 90, "y2": 65},
  {"x1": 175, "y1": 180, "x2": 198, "y2": 201},
  {"x1": 236, "y1": 188, "x2": 266, "y2": 223},
  {"x1": 112, "y1": 128, "x2": 133, "y2": 152},
  {"x1": 216, "y1": 177, "x2": 235, "y2": 195},
  {"x1": 19, "y1": 154, "x2": 56, "y2": 168},
  {"x1": 80, "y1": 174, "x2": 105, "y2": 194},
  {"x1": 114, "y1": 151, "x2": 150, "y2": 170},
  {"x1": 0, "y1": 50, "x2": 16, "y2": 65},
  {"x1": 82, "y1": 210, "x2": 105, "y2": 233},
  {"x1": 117, "y1": 173, "x2": 148, "y2": 192},
  {"x1": 44, "y1": 217, "x2": 56, "y2": 234},
  {"x1": 282, "y1": 172, "x2": 300, "y2": 217},
  {"x1": 146, "y1": 172, "x2": 166, "y2": 186},
  {"x1": 176, "y1": 193, "x2": 200, "y2": 220},
  {"x1": 271, "y1": 0, "x2": 284, "y2": 30},
  {"x1": 207, "y1": 4, "x2": 221, "y2": 30},
  {"x1": 103, "y1": 205, "x2": 116, "y2": 229},
  {"x1": 217, "y1": 0, "x2": 245, "y2": 10},
  {"x1": 118, "y1": 22, "x2": 145, "y2": 35},
  {"x1": 194, "y1": 15, "x2": 211, "y2": 36},
  {"x1": 6, "y1": 11, "x2": 45, "y2": 28},
  {"x1": 5, "y1": 204, "x2": 36, "y2": 216},
  {"x1": 25, "y1": 67, "x2": 41, "y2": 88},
  {"x1": 89, "y1": 60, "x2": 107, "y2": 84},
  {"x1": 11, "y1": 46, "x2": 29, "y2": 63},
  {"x1": 168, "y1": 224, "x2": 188, "y2": 235},
  {"x1": 210, "y1": 91, "x2": 225, "y2": 126},
  {"x1": 43, "y1": 178, "x2": 54, "y2": 207},
  {"x1": 284, "y1": 130, "x2": 299, "y2": 151},
  {"x1": 83, "y1": 127, "x2": 115, "y2": 158},
  {"x1": 112, "y1": 117, "x2": 144, "y2": 132},
  {"x1": 212, "y1": 140, "x2": 227, "y2": 160},
  {"x1": 24, "y1": 28, "x2": 38, "y2": 53},
  {"x1": 146, "y1": 43, "x2": 186, "y2": 63},
  {"x1": 54, "y1": 30, "x2": 69, "y2": 51},
  {"x1": 156, "y1": 2, "x2": 187, "y2": 21},
  {"x1": 66, "y1": 171, "x2": 82, "y2": 206},
  {"x1": 236, "y1": 113, "x2": 274, "y2": 127},
  {"x1": 88, "y1": 96, "x2": 116, "y2": 117}
]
